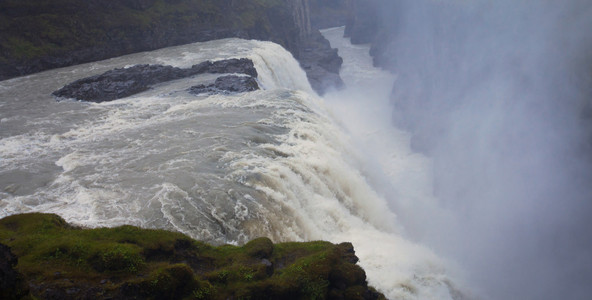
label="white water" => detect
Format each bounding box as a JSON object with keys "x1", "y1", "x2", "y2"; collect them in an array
[
  {"x1": 1, "y1": 33, "x2": 469, "y2": 299},
  {"x1": 320, "y1": 27, "x2": 471, "y2": 299}
]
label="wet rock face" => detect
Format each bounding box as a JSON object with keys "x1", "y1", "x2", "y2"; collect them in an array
[
  {"x1": 52, "y1": 58, "x2": 258, "y2": 102},
  {"x1": 309, "y1": 0, "x2": 350, "y2": 30},
  {"x1": 298, "y1": 30, "x2": 344, "y2": 94},
  {"x1": 197, "y1": 58, "x2": 258, "y2": 78},
  {"x1": 188, "y1": 75, "x2": 259, "y2": 95}
]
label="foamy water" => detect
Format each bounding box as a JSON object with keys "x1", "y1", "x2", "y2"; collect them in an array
[{"x1": 0, "y1": 32, "x2": 470, "y2": 299}]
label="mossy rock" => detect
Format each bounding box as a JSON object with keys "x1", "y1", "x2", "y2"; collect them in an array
[
  {"x1": 0, "y1": 213, "x2": 385, "y2": 300},
  {"x1": 244, "y1": 237, "x2": 274, "y2": 258},
  {"x1": 121, "y1": 263, "x2": 199, "y2": 299},
  {"x1": 88, "y1": 243, "x2": 145, "y2": 273}
]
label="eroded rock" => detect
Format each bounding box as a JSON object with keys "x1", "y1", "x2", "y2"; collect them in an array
[
  {"x1": 52, "y1": 58, "x2": 257, "y2": 102},
  {"x1": 188, "y1": 75, "x2": 259, "y2": 95}
]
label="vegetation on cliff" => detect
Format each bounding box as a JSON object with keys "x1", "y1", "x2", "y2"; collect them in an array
[
  {"x1": 0, "y1": 213, "x2": 385, "y2": 300},
  {"x1": 0, "y1": 0, "x2": 344, "y2": 94},
  {"x1": 0, "y1": 0, "x2": 293, "y2": 79}
]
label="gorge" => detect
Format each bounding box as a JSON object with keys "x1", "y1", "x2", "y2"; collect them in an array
[{"x1": 2, "y1": 1, "x2": 592, "y2": 300}]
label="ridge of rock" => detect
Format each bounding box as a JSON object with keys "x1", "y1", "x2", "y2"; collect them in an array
[{"x1": 52, "y1": 58, "x2": 257, "y2": 102}]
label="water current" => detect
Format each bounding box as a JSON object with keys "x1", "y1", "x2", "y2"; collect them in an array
[{"x1": 0, "y1": 27, "x2": 469, "y2": 299}]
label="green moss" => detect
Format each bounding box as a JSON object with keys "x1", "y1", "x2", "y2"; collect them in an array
[
  {"x1": 124, "y1": 263, "x2": 199, "y2": 299},
  {"x1": 90, "y1": 243, "x2": 145, "y2": 272},
  {"x1": 244, "y1": 237, "x2": 274, "y2": 258},
  {"x1": 0, "y1": 213, "x2": 384, "y2": 299},
  {"x1": 4, "y1": 37, "x2": 45, "y2": 59}
]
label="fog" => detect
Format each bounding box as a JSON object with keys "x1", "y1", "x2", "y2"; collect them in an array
[{"x1": 370, "y1": 0, "x2": 592, "y2": 299}]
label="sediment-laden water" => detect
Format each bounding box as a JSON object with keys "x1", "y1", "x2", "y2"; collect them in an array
[{"x1": 0, "y1": 28, "x2": 468, "y2": 299}]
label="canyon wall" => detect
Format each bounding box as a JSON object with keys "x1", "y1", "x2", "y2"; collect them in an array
[{"x1": 0, "y1": 0, "x2": 343, "y2": 93}]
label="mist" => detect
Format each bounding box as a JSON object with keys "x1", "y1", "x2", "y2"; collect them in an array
[{"x1": 366, "y1": 0, "x2": 592, "y2": 299}]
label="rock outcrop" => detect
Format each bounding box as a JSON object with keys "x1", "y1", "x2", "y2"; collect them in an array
[
  {"x1": 309, "y1": 0, "x2": 351, "y2": 30},
  {"x1": 189, "y1": 75, "x2": 259, "y2": 95},
  {"x1": 288, "y1": 0, "x2": 312, "y2": 39},
  {"x1": 0, "y1": 0, "x2": 343, "y2": 94},
  {"x1": 52, "y1": 58, "x2": 257, "y2": 102},
  {"x1": 0, "y1": 213, "x2": 386, "y2": 300},
  {"x1": 284, "y1": 0, "x2": 345, "y2": 93},
  {"x1": 344, "y1": 0, "x2": 396, "y2": 71},
  {"x1": 298, "y1": 31, "x2": 344, "y2": 92},
  {"x1": 344, "y1": 0, "x2": 379, "y2": 44}
]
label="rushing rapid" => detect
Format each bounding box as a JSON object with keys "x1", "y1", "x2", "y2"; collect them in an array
[{"x1": 1, "y1": 29, "x2": 468, "y2": 299}]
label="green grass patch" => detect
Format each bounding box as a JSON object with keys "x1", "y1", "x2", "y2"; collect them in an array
[{"x1": 0, "y1": 213, "x2": 384, "y2": 299}]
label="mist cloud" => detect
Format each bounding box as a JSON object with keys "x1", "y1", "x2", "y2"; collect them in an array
[{"x1": 375, "y1": 0, "x2": 592, "y2": 299}]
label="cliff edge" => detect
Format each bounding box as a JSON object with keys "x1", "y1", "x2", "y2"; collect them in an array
[
  {"x1": 0, "y1": 0, "x2": 343, "y2": 94},
  {"x1": 0, "y1": 213, "x2": 385, "y2": 300}
]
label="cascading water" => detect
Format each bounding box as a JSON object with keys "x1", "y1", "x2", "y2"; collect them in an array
[{"x1": 1, "y1": 35, "x2": 469, "y2": 299}]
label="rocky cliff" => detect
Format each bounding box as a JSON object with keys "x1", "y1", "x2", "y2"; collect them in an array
[
  {"x1": 344, "y1": 0, "x2": 394, "y2": 71},
  {"x1": 288, "y1": 0, "x2": 312, "y2": 38},
  {"x1": 0, "y1": 0, "x2": 342, "y2": 94},
  {"x1": 309, "y1": 0, "x2": 350, "y2": 30},
  {"x1": 0, "y1": 213, "x2": 385, "y2": 300}
]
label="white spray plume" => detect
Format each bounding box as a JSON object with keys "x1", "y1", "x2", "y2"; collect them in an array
[{"x1": 373, "y1": 0, "x2": 592, "y2": 299}]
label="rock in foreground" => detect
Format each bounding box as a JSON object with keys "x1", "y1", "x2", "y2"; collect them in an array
[{"x1": 0, "y1": 213, "x2": 386, "y2": 300}]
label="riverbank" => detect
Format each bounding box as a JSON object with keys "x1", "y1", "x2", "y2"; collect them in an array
[{"x1": 0, "y1": 213, "x2": 385, "y2": 300}]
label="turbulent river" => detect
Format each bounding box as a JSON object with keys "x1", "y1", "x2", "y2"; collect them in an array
[{"x1": 0, "y1": 27, "x2": 469, "y2": 299}]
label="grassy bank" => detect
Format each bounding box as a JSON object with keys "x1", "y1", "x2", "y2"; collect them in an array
[{"x1": 0, "y1": 213, "x2": 385, "y2": 300}]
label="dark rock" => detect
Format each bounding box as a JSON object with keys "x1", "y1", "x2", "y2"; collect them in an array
[
  {"x1": 52, "y1": 64, "x2": 176, "y2": 102},
  {"x1": 344, "y1": 0, "x2": 399, "y2": 71},
  {"x1": 42, "y1": 287, "x2": 69, "y2": 300},
  {"x1": 309, "y1": 0, "x2": 350, "y2": 29},
  {"x1": 297, "y1": 30, "x2": 344, "y2": 94},
  {"x1": 212, "y1": 75, "x2": 259, "y2": 93},
  {"x1": 188, "y1": 75, "x2": 259, "y2": 95},
  {"x1": 192, "y1": 58, "x2": 258, "y2": 78},
  {"x1": 53, "y1": 58, "x2": 257, "y2": 102},
  {"x1": 344, "y1": 0, "x2": 379, "y2": 44},
  {"x1": 0, "y1": 243, "x2": 28, "y2": 300}
]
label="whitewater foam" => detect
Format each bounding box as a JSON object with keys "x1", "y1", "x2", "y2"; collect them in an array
[{"x1": 0, "y1": 35, "x2": 470, "y2": 299}]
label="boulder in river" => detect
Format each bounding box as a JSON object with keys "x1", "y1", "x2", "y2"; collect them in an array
[
  {"x1": 188, "y1": 75, "x2": 259, "y2": 95},
  {"x1": 52, "y1": 58, "x2": 258, "y2": 102}
]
